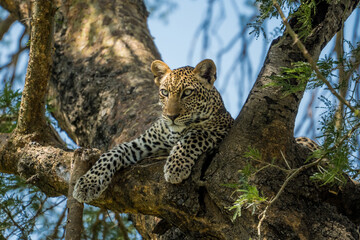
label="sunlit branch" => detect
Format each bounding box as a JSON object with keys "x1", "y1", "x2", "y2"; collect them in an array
[{"x1": 16, "y1": 0, "x2": 55, "y2": 134}]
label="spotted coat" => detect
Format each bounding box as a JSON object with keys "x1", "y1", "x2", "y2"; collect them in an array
[{"x1": 295, "y1": 137, "x2": 320, "y2": 151}]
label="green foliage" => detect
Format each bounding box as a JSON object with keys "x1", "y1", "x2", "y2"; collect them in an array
[
  {"x1": 0, "y1": 82, "x2": 22, "y2": 133},
  {"x1": 267, "y1": 40, "x2": 360, "y2": 185},
  {"x1": 227, "y1": 148, "x2": 267, "y2": 222},
  {"x1": 309, "y1": 95, "x2": 360, "y2": 185},
  {"x1": 267, "y1": 61, "x2": 312, "y2": 96},
  {"x1": 250, "y1": 0, "x2": 333, "y2": 39},
  {"x1": 243, "y1": 146, "x2": 262, "y2": 164},
  {"x1": 309, "y1": 41, "x2": 360, "y2": 184},
  {"x1": 0, "y1": 173, "x2": 67, "y2": 239},
  {"x1": 295, "y1": 0, "x2": 316, "y2": 39},
  {"x1": 267, "y1": 56, "x2": 343, "y2": 97},
  {"x1": 228, "y1": 180, "x2": 267, "y2": 221}
]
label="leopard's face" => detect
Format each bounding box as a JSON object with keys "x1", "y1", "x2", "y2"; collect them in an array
[{"x1": 151, "y1": 60, "x2": 218, "y2": 128}]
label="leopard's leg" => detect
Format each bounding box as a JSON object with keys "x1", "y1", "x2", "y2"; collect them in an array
[
  {"x1": 73, "y1": 120, "x2": 171, "y2": 202},
  {"x1": 164, "y1": 130, "x2": 219, "y2": 184}
]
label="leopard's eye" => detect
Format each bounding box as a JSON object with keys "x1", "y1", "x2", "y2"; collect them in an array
[
  {"x1": 182, "y1": 89, "x2": 193, "y2": 98},
  {"x1": 160, "y1": 89, "x2": 169, "y2": 97}
]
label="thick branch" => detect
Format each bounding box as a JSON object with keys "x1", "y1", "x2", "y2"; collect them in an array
[
  {"x1": 0, "y1": 134, "x2": 240, "y2": 238},
  {"x1": 1, "y1": 128, "x2": 360, "y2": 239},
  {"x1": 16, "y1": 0, "x2": 55, "y2": 134}
]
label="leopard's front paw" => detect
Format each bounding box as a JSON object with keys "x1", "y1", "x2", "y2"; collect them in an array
[
  {"x1": 164, "y1": 160, "x2": 192, "y2": 184},
  {"x1": 73, "y1": 174, "x2": 108, "y2": 203}
]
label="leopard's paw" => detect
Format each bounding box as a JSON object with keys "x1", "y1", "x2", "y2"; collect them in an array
[
  {"x1": 164, "y1": 160, "x2": 192, "y2": 184},
  {"x1": 73, "y1": 174, "x2": 108, "y2": 203}
]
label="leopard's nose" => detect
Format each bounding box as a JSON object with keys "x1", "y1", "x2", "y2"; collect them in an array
[{"x1": 167, "y1": 114, "x2": 180, "y2": 121}]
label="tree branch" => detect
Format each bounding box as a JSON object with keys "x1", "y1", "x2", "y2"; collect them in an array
[
  {"x1": 0, "y1": 14, "x2": 15, "y2": 40},
  {"x1": 0, "y1": 132, "x2": 240, "y2": 237},
  {"x1": 65, "y1": 148, "x2": 100, "y2": 240},
  {"x1": 273, "y1": 0, "x2": 359, "y2": 117},
  {"x1": 114, "y1": 213, "x2": 130, "y2": 240},
  {"x1": 0, "y1": 0, "x2": 31, "y2": 29},
  {"x1": 334, "y1": 27, "x2": 347, "y2": 129},
  {"x1": 16, "y1": 0, "x2": 55, "y2": 134}
]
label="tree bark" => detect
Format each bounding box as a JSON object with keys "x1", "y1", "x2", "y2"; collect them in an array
[
  {"x1": 50, "y1": 0, "x2": 161, "y2": 149},
  {"x1": 1, "y1": 0, "x2": 360, "y2": 239},
  {"x1": 16, "y1": 0, "x2": 55, "y2": 136}
]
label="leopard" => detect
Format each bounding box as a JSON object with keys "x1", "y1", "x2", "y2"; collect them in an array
[
  {"x1": 295, "y1": 137, "x2": 320, "y2": 151},
  {"x1": 73, "y1": 59, "x2": 234, "y2": 203}
]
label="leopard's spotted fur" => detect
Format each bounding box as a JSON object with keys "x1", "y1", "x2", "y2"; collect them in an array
[{"x1": 295, "y1": 137, "x2": 320, "y2": 151}]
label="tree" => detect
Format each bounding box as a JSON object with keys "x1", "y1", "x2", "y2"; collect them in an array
[{"x1": 0, "y1": 0, "x2": 360, "y2": 239}]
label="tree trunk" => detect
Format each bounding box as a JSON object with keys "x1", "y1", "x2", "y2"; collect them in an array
[{"x1": 0, "y1": 0, "x2": 360, "y2": 239}]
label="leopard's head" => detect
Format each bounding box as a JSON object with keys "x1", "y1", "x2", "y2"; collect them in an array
[{"x1": 151, "y1": 59, "x2": 218, "y2": 128}]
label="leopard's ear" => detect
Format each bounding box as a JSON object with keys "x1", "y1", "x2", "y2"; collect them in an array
[
  {"x1": 151, "y1": 60, "x2": 171, "y2": 87},
  {"x1": 193, "y1": 59, "x2": 216, "y2": 89}
]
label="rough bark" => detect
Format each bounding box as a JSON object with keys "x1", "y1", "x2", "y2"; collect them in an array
[
  {"x1": 16, "y1": 0, "x2": 55, "y2": 136},
  {"x1": 50, "y1": 0, "x2": 161, "y2": 149},
  {"x1": 1, "y1": 0, "x2": 360, "y2": 239}
]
